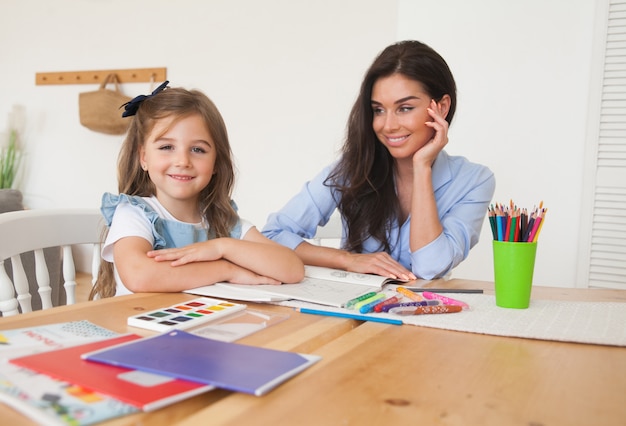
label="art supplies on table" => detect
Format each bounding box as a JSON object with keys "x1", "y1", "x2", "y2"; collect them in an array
[
  {"x1": 402, "y1": 288, "x2": 484, "y2": 294},
  {"x1": 285, "y1": 284, "x2": 626, "y2": 347},
  {"x1": 422, "y1": 291, "x2": 470, "y2": 310},
  {"x1": 10, "y1": 334, "x2": 214, "y2": 412},
  {"x1": 355, "y1": 293, "x2": 387, "y2": 313},
  {"x1": 294, "y1": 286, "x2": 468, "y2": 325},
  {"x1": 379, "y1": 300, "x2": 441, "y2": 313},
  {"x1": 127, "y1": 297, "x2": 246, "y2": 332},
  {"x1": 82, "y1": 330, "x2": 321, "y2": 396},
  {"x1": 373, "y1": 296, "x2": 400, "y2": 312},
  {"x1": 186, "y1": 265, "x2": 407, "y2": 308},
  {"x1": 297, "y1": 307, "x2": 403, "y2": 325},
  {"x1": 488, "y1": 200, "x2": 547, "y2": 242},
  {"x1": 389, "y1": 305, "x2": 463, "y2": 315}
]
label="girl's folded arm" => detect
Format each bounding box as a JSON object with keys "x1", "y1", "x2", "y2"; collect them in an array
[
  {"x1": 114, "y1": 236, "x2": 283, "y2": 292},
  {"x1": 224, "y1": 227, "x2": 305, "y2": 284}
]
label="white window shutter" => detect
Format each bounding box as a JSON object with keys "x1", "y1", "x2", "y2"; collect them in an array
[{"x1": 580, "y1": 0, "x2": 626, "y2": 289}]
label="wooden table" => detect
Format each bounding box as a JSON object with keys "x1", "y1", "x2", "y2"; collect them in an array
[{"x1": 1, "y1": 280, "x2": 625, "y2": 426}]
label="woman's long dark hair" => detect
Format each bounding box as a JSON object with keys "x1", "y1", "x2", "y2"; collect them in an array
[{"x1": 326, "y1": 40, "x2": 457, "y2": 253}]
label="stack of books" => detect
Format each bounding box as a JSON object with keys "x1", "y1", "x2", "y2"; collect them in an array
[{"x1": 0, "y1": 299, "x2": 320, "y2": 425}]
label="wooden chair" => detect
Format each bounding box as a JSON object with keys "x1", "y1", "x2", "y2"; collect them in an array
[{"x1": 0, "y1": 208, "x2": 103, "y2": 317}]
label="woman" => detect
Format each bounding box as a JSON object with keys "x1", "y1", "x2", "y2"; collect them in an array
[{"x1": 263, "y1": 40, "x2": 495, "y2": 281}]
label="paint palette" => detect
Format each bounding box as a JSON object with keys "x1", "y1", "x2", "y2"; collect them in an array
[{"x1": 127, "y1": 297, "x2": 247, "y2": 332}]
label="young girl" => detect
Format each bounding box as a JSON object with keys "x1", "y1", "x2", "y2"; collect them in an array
[
  {"x1": 91, "y1": 83, "x2": 304, "y2": 299},
  {"x1": 263, "y1": 40, "x2": 495, "y2": 281}
]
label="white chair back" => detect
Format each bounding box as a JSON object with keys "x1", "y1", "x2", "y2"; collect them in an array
[{"x1": 0, "y1": 208, "x2": 103, "y2": 316}]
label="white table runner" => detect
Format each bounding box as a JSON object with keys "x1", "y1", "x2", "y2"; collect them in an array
[{"x1": 281, "y1": 294, "x2": 626, "y2": 347}]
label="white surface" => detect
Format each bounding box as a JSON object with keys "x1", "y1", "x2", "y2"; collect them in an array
[{"x1": 283, "y1": 294, "x2": 626, "y2": 347}]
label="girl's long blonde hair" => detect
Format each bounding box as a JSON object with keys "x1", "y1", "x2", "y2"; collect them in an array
[{"x1": 90, "y1": 87, "x2": 238, "y2": 299}]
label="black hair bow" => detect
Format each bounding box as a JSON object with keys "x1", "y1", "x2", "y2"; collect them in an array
[{"x1": 121, "y1": 80, "x2": 170, "y2": 117}]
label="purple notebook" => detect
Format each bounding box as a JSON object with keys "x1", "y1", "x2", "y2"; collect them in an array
[{"x1": 82, "y1": 330, "x2": 321, "y2": 396}]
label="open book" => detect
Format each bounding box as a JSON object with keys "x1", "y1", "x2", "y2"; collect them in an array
[{"x1": 185, "y1": 266, "x2": 405, "y2": 308}]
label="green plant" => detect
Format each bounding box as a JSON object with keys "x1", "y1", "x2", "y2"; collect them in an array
[{"x1": 0, "y1": 130, "x2": 21, "y2": 189}]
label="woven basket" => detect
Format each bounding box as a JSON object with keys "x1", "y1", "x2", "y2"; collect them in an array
[{"x1": 79, "y1": 74, "x2": 132, "y2": 135}]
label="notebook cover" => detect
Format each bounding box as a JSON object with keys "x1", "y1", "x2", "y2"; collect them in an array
[
  {"x1": 0, "y1": 361, "x2": 139, "y2": 425},
  {"x1": 10, "y1": 334, "x2": 213, "y2": 411},
  {"x1": 82, "y1": 330, "x2": 321, "y2": 396}
]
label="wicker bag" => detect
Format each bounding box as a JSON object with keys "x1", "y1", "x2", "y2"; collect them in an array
[{"x1": 78, "y1": 74, "x2": 132, "y2": 135}]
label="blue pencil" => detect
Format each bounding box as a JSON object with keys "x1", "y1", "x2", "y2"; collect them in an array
[
  {"x1": 495, "y1": 215, "x2": 502, "y2": 241},
  {"x1": 298, "y1": 308, "x2": 402, "y2": 325}
]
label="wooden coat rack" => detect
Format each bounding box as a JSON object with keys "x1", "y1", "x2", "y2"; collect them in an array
[{"x1": 35, "y1": 67, "x2": 167, "y2": 85}]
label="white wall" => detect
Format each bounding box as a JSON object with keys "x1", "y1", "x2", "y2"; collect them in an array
[
  {"x1": 397, "y1": 0, "x2": 598, "y2": 287},
  {"x1": 0, "y1": 0, "x2": 397, "y2": 267},
  {"x1": 0, "y1": 0, "x2": 398, "y2": 214},
  {"x1": 0, "y1": 0, "x2": 600, "y2": 287}
]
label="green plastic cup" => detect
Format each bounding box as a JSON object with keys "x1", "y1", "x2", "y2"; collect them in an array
[{"x1": 492, "y1": 241, "x2": 537, "y2": 309}]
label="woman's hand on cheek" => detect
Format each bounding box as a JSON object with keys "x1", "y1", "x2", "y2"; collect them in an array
[{"x1": 414, "y1": 99, "x2": 449, "y2": 168}]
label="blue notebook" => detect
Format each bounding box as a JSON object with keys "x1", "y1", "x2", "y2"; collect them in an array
[{"x1": 82, "y1": 330, "x2": 321, "y2": 396}]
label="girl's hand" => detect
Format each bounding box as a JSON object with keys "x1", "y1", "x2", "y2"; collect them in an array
[
  {"x1": 148, "y1": 244, "x2": 282, "y2": 284},
  {"x1": 414, "y1": 99, "x2": 449, "y2": 168},
  {"x1": 147, "y1": 240, "x2": 224, "y2": 266},
  {"x1": 225, "y1": 267, "x2": 282, "y2": 285},
  {"x1": 344, "y1": 252, "x2": 417, "y2": 281}
]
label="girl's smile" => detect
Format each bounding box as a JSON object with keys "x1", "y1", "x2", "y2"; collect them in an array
[{"x1": 140, "y1": 113, "x2": 216, "y2": 219}]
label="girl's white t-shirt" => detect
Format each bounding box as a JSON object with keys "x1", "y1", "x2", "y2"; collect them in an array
[{"x1": 102, "y1": 196, "x2": 254, "y2": 296}]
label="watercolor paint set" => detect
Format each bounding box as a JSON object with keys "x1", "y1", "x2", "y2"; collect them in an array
[{"x1": 127, "y1": 297, "x2": 247, "y2": 332}]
